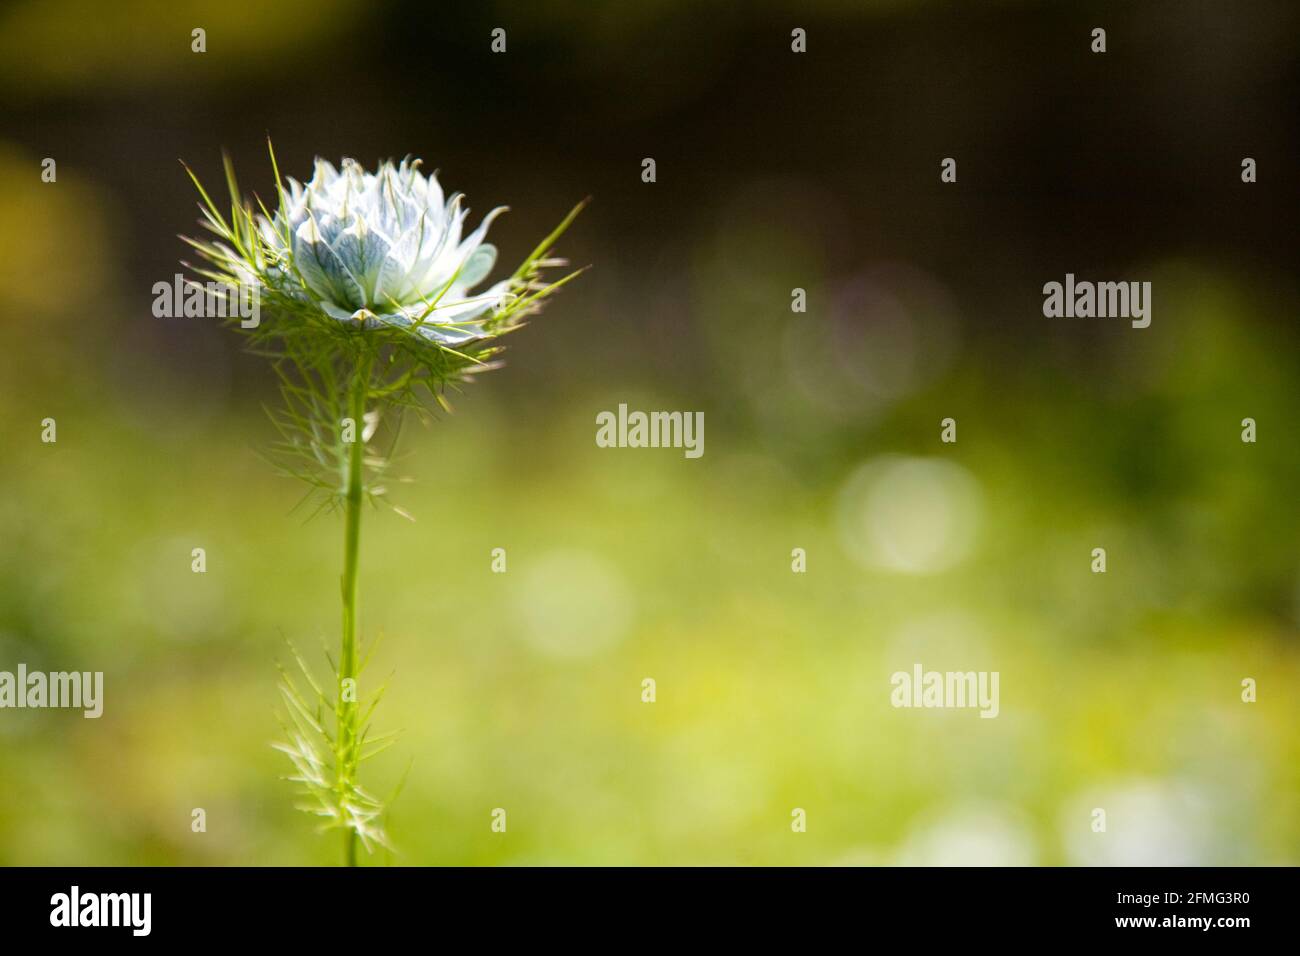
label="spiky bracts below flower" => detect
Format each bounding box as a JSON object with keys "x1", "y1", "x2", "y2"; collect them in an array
[{"x1": 274, "y1": 644, "x2": 398, "y2": 857}]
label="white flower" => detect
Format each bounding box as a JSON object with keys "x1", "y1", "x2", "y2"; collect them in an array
[{"x1": 261, "y1": 157, "x2": 510, "y2": 344}]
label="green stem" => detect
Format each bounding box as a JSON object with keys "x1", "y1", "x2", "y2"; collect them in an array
[{"x1": 338, "y1": 352, "x2": 371, "y2": 867}]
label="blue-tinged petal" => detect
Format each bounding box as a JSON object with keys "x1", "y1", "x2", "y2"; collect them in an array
[
  {"x1": 405, "y1": 199, "x2": 466, "y2": 296},
  {"x1": 442, "y1": 206, "x2": 506, "y2": 287},
  {"x1": 293, "y1": 216, "x2": 364, "y2": 310},
  {"x1": 331, "y1": 216, "x2": 395, "y2": 306},
  {"x1": 424, "y1": 170, "x2": 444, "y2": 214},
  {"x1": 437, "y1": 279, "x2": 510, "y2": 320},
  {"x1": 457, "y1": 243, "x2": 496, "y2": 288},
  {"x1": 371, "y1": 247, "x2": 412, "y2": 309},
  {"x1": 419, "y1": 323, "x2": 483, "y2": 345},
  {"x1": 387, "y1": 302, "x2": 479, "y2": 345},
  {"x1": 321, "y1": 302, "x2": 360, "y2": 324}
]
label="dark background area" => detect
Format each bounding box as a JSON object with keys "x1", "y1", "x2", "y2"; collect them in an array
[{"x1": 4, "y1": 0, "x2": 1296, "y2": 397}]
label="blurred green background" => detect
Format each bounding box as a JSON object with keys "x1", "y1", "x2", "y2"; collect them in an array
[{"x1": 1, "y1": 0, "x2": 1298, "y2": 865}]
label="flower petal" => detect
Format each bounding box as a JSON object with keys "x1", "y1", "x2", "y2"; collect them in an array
[{"x1": 293, "y1": 215, "x2": 364, "y2": 310}]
